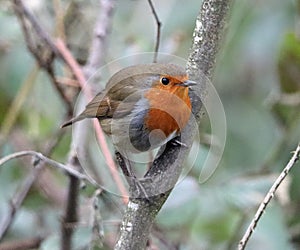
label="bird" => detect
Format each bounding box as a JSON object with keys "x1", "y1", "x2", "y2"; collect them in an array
[{"x1": 62, "y1": 63, "x2": 195, "y2": 154}]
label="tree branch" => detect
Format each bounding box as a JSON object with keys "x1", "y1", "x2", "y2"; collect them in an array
[
  {"x1": 239, "y1": 143, "x2": 300, "y2": 250},
  {"x1": 83, "y1": 0, "x2": 116, "y2": 77},
  {"x1": 114, "y1": 0, "x2": 233, "y2": 249},
  {"x1": 187, "y1": 0, "x2": 232, "y2": 78},
  {"x1": 147, "y1": 0, "x2": 161, "y2": 63},
  {"x1": 0, "y1": 150, "x2": 95, "y2": 184},
  {"x1": 0, "y1": 236, "x2": 44, "y2": 250},
  {"x1": 0, "y1": 128, "x2": 67, "y2": 240},
  {"x1": 60, "y1": 150, "x2": 82, "y2": 250},
  {"x1": 0, "y1": 163, "x2": 43, "y2": 240},
  {"x1": 12, "y1": 0, "x2": 73, "y2": 115}
]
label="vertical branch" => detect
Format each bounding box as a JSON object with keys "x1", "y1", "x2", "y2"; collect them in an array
[
  {"x1": 83, "y1": 0, "x2": 116, "y2": 77},
  {"x1": 147, "y1": 0, "x2": 161, "y2": 63},
  {"x1": 187, "y1": 0, "x2": 232, "y2": 79},
  {"x1": 60, "y1": 151, "x2": 81, "y2": 250},
  {"x1": 53, "y1": 0, "x2": 66, "y2": 40},
  {"x1": 12, "y1": 0, "x2": 73, "y2": 115}
]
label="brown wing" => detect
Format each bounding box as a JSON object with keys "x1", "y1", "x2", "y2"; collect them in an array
[{"x1": 61, "y1": 76, "x2": 142, "y2": 127}]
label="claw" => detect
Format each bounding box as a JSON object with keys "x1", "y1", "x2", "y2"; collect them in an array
[{"x1": 170, "y1": 138, "x2": 187, "y2": 148}]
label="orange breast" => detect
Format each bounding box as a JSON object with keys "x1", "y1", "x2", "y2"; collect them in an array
[
  {"x1": 146, "y1": 109, "x2": 180, "y2": 136},
  {"x1": 144, "y1": 86, "x2": 192, "y2": 137}
]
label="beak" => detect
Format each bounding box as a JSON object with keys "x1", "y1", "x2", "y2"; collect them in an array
[{"x1": 176, "y1": 80, "x2": 197, "y2": 87}]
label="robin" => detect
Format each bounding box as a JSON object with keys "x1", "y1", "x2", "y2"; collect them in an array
[{"x1": 62, "y1": 63, "x2": 195, "y2": 153}]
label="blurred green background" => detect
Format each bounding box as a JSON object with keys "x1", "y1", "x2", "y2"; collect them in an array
[{"x1": 0, "y1": 0, "x2": 300, "y2": 249}]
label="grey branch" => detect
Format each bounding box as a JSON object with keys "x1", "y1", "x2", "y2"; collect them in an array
[
  {"x1": 0, "y1": 150, "x2": 96, "y2": 184},
  {"x1": 0, "y1": 128, "x2": 66, "y2": 240},
  {"x1": 238, "y1": 143, "x2": 300, "y2": 250},
  {"x1": 0, "y1": 236, "x2": 45, "y2": 250},
  {"x1": 147, "y1": 0, "x2": 162, "y2": 63},
  {"x1": 0, "y1": 148, "x2": 99, "y2": 240},
  {"x1": 83, "y1": 0, "x2": 116, "y2": 78},
  {"x1": 187, "y1": 0, "x2": 232, "y2": 78},
  {"x1": 0, "y1": 162, "x2": 44, "y2": 240},
  {"x1": 114, "y1": 0, "x2": 233, "y2": 249},
  {"x1": 12, "y1": 0, "x2": 73, "y2": 115}
]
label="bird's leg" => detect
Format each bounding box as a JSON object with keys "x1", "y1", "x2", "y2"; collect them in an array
[
  {"x1": 115, "y1": 151, "x2": 149, "y2": 200},
  {"x1": 115, "y1": 151, "x2": 134, "y2": 177}
]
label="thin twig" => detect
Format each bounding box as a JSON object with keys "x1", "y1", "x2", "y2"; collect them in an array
[
  {"x1": 147, "y1": 0, "x2": 161, "y2": 63},
  {"x1": 238, "y1": 143, "x2": 300, "y2": 250},
  {"x1": 0, "y1": 163, "x2": 43, "y2": 240},
  {"x1": 56, "y1": 39, "x2": 129, "y2": 202},
  {"x1": 12, "y1": 0, "x2": 73, "y2": 115},
  {"x1": 13, "y1": 0, "x2": 59, "y2": 57},
  {"x1": 83, "y1": 0, "x2": 116, "y2": 77},
  {"x1": 0, "y1": 150, "x2": 97, "y2": 185},
  {"x1": 0, "y1": 236, "x2": 44, "y2": 250},
  {"x1": 55, "y1": 39, "x2": 87, "y2": 90},
  {"x1": 53, "y1": 0, "x2": 66, "y2": 41},
  {"x1": 0, "y1": 129, "x2": 67, "y2": 240}
]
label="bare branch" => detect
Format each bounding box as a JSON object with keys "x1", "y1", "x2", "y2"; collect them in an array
[
  {"x1": 187, "y1": 0, "x2": 232, "y2": 79},
  {"x1": 83, "y1": 0, "x2": 116, "y2": 77},
  {"x1": 12, "y1": 0, "x2": 59, "y2": 59},
  {"x1": 55, "y1": 39, "x2": 87, "y2": 89},
  {"x1": 12, "y1": 0, "x2": 73, "y2": 115},
  {"x1": 0, "y1": 129, "x2": 67, "y2": 240},
  {"x1": 60, "y1": 150, "x2": 82, "y2": 250},
  {"x1": 0, "y1": 164, "x2": 43, "y2": 240},
  {"x1": 0, "y1": 236, "x2": 44, "y2": 250},
  {"x1": 56, "y1": 39, "x2": 129, "y2": 201},
  {"x1": 239, "y1": 143, "x2": 300, "y2": 250},
  {"x1": 147, "y1": 0, "x2": 161, "y2": 63},
  {"x1": 0, "y1": 150, "x2": 96, "y2": 184}
]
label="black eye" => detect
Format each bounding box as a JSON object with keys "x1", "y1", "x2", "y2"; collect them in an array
[{"x1": 161, "y1": 77, "x2": 170, "y2": 85}]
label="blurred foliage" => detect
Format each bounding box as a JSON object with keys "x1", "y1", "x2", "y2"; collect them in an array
[
  {"x1": 0, "y1": 0, "x2": 300, "y2": 249},
  {"x1": 278, "y1": 33, "x2": 300, "y2": 93}
]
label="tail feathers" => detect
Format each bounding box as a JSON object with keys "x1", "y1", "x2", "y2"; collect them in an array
[{"x1": 61, "y1": 115, "x2": 86, "y2": 128}]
